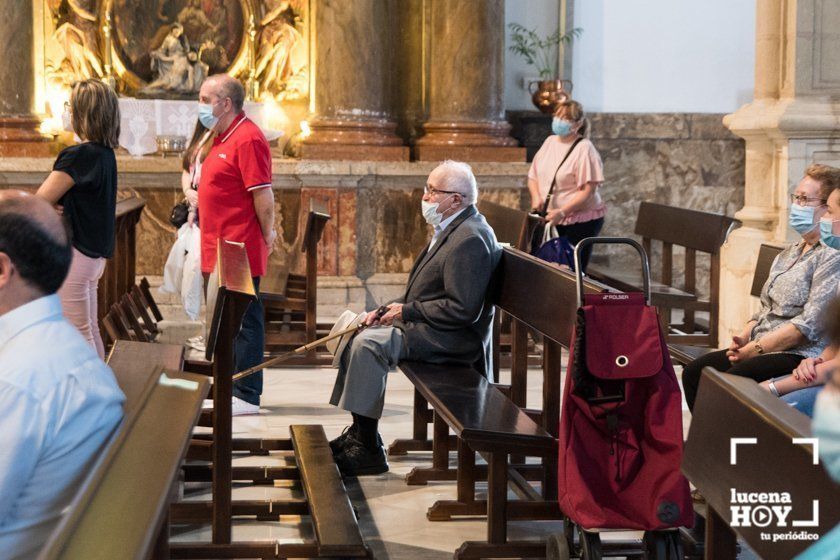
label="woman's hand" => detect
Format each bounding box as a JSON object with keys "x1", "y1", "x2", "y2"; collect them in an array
[
  {"x1": 545, "y1": 208, "x2": 566, "y2": 226},
  {"x1": 728, "y1": 334, "x2": 749, "y2": 353},
  {"x1": 185, "y1": 189, "x2": 198, "y2": 208},
  {"x1": 793, "y1": 357, "x2": 823, "y2": 384},
  {"x1": 727, "y1": 341, "x2": 759, "y2": 363}
]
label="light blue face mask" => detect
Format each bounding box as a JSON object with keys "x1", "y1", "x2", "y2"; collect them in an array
[
  {"x1": 198, "y1": 102, "x2": 220, "y2": 129},
  {"x1": 812, "y1": 389, "x2": 840, "y2": 483},
  {"x1": 789, "y1": 203, "x2": 818, "y2": 235},
  {"x1": 552, "y1": 117, "x2": 573, "y2": 137},
  {"x1": 819, "y1": 218, "x2": 840, "y2": 249}
]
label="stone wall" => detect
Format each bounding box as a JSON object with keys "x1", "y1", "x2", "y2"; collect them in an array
[
  {"x1": 588, "y1": 113, "x2": 745, "y2": 297},
  {"x1": 0, "y1": 112, "x2": 744, "y2": 315}
]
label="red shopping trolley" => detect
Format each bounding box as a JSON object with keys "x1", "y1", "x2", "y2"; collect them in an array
[{"x1": 549, "y1": 237, "x2": 693, "y2": 560}]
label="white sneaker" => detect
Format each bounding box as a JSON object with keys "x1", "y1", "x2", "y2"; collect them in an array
[{"x1": 231, "y1": 396, "x2": 260, "y2": 416}]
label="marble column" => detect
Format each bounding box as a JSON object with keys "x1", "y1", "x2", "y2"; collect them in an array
[
  {"x1": 0, "y1": 0, "x2": 49, "y2": 156},
  {"x1": 414, "y1": 0, "x2": 524, "y2": 162},
  {"x1": 719, "y1": 0, "x2": 840, "y2": 338},
  {"x1": 301, "y1": 0, "x2": 409, "y2": 161}
]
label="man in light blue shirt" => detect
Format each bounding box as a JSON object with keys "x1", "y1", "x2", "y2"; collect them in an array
[{"x1": 0, "y1": 191, "x2": 124, "y2": 559}]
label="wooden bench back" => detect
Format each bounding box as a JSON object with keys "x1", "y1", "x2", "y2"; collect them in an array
[
  {"x1": 478, "y1": 200, "x2": 540, "y2": 251},
  {"x1": 490, "y1": 247, "x2": 609, "y2": 346},
  {"x1": 635, "y1": 201, "x2": 738, "y2": 254},
  {"x1": 38, "y1": 367, "x2": 209, "y2": 560},
  {"x1": 684, "y1": 369, "x2": 840, "y2": 559},
  {"x1": 206, "y1": 240, "x2": 256, "y2": 362},
  {"x1": 98, "y1": 197, "x2": 145, "y2": 334},
  {"x1": 635, "y1": 202, "x2": 739, "y2": 347},
  {"x1": 750, "y1": 243, "x2": 785, "y2": 298}
]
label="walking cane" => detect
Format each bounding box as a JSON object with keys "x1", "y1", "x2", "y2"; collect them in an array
[{"x1": 231, "y1": 306, "x2": 389, "y2": 382}]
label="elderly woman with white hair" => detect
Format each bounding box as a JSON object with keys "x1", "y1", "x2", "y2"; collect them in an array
[{"x1": 326, "y1": 160, "x2": 501, "y2": 477}]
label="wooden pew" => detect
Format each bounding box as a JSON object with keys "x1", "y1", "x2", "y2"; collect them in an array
[
  {"x1": 669, "y1": 243, "x2": 784, "y2": 366},
  {"x1": 98, "y1": 196, "x2": 146, "y2": 346},
  {"x1": 262, "y1": 198, "x2": 331, "y2": 364},
  {"x1": 169, "y1": 240, "x2": 369, "y2": 559},
  {"x1": 395, "y1": 248, "x2": 621, "y2": 559},
  {"x1": 684, "y1": 369, "x2": 840, "y2": 559},
  {"x1": 38, "y1": 349, "x2": 208, "y2": 559},
  {"x1": 588, "y1": 201, "x2": 739, "y2": 348}
]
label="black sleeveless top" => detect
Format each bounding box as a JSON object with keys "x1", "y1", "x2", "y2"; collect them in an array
[{"x1": 53, "y1": 142, "x2": 118, "y2": 258}]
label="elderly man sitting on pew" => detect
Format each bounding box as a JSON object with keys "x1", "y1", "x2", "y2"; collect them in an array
[
  {"x1": 328, "y1": 161, "x2": 501, "y2": 476},
  {"x1": 0, "y1": 190, "x2": 124, "y2": 558}
]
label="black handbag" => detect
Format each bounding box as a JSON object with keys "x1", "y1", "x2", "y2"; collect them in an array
[
  {"x1": 169, "y1": 200, "x2": 190, "y2": 228},
  {"x1": 530, "y1": 137, "x2": 584, "y2": 255}
]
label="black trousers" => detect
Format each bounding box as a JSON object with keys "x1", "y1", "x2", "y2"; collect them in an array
[
  {"x1": 682, "y1": 349, "x2": 804, "y2": 411},
  {"x1": 555, "y1": 217, "x2": 605, "y2": 271}
]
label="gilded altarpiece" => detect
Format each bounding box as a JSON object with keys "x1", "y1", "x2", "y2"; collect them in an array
[{"x1": 34, "y1": 0, "x2": 309, "y2": 132}]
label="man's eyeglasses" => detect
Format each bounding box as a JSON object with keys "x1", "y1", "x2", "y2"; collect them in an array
[
  {"x1": 424, "y1": 184, "x2": 460, "y2": 197},
  {"x1": 790, "y1": 193, "x2": 827, "y2": 206}
]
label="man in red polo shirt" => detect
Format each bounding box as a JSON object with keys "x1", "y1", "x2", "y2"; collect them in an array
[{"x1": 197, "y1": 74, "x2": 275, "y2": 415}]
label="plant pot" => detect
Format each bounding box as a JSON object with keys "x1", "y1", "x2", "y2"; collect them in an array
[{"x1": 529, "y1": 79, "x2": 573, "y2": 114}]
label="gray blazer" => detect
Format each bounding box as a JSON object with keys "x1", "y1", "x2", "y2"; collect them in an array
[{"x1": 395, "y1": 205, "x2": 502, "y2": 377}]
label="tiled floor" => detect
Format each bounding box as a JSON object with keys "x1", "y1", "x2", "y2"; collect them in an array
[{"x1": 171, "y1": 361, "x2": 758, "y2": 559}]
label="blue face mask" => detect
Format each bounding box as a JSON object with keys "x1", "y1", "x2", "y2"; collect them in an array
[
  {"x1": 819, "y1": 218, "x2": 840, "y2": 249},
  {"x1": 198, "y1": 102, "x2": 220, "y2": 129},
  {"x1": 812, "y1": 389, "x2": 840, "y2": 483},
  {"x1": 789, "y1": 203, "x2": 818, "y2": 234},
  {"x1": 552, "y1": 117, "x2": 573, "y2": 137}
]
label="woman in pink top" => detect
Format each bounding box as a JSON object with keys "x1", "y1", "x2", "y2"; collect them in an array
[{"x1": 527, "y1": 99, "x2": 605, "y2": 270}]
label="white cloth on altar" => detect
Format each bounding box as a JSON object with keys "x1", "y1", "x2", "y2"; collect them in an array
[{"x1": 118, "y1": 98, "x2": 279, "y2": 156}]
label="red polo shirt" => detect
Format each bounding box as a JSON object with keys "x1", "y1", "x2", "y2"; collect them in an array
[{"x1": 198, "y1": 113, "x2": 272, "y2": 277}]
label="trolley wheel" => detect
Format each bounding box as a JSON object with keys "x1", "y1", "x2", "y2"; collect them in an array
[
  {"x1": 579, "y1": 529, "x2": 602, "y2": 560},
  {"x1": 546, "y1": 533, "x2": 571, "y2": 560}
]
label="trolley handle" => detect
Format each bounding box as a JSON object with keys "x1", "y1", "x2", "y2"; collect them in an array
[{"x1": 574, "y1": 237, "x2": 652, "y2": 307}]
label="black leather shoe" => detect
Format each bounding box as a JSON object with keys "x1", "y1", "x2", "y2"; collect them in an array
[
  {"x1": 330, "y1": 426, "x2": 383, "y2": 455},
  {"x1": 329, "y1": 425, "x2": 359, "y2": 455},
  {"x1": 334, "y1": 440, "x2": 389, "y2": 476}
]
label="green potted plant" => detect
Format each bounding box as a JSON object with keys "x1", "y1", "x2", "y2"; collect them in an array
[{"x1": 508, "y1": 23, "x2": 582, "y2": 113}]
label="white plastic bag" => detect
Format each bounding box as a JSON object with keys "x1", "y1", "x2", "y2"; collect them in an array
[
  {"x1": 161, "y1": 224, "x2": 191, "y2": 294},
  {"x1": 181, "y1": 225, "x2": 202, "y2": 320}
]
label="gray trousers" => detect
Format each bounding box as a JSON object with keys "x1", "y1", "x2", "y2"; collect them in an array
[{"x1": 329, "y1": 326, "x2": 406, "y2": 419}]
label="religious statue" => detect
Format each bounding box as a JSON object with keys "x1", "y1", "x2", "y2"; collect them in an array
[
  {"x1": 47, "y1": 0, "x2": 104, "y2": 85},
  {"x1": 139, "y1": 23, "x2": 208, "y2": 96},
  {"x1": 255, "y1": 0, "x2": 307, "y2": 101}
]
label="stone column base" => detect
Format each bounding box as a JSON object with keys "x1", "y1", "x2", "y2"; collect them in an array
[
  {"x1": 301, "y1": 116, "x2": 409, "y2": 161},
  {"x1": 0, "y1": 116, "x2": 52, "y2": 157},
  {"x1": 414, "y1": 120, "x2": 525, "y2": 162}
]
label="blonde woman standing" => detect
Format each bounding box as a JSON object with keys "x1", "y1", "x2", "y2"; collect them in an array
[
  {"x1": 36, "y1": 80, "x2": 121, "y2": 359},
  {"x1": 528, "y1": 99, "x2": 605, "y2": 270}
]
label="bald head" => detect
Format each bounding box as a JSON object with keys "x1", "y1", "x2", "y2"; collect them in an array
[
  {"x1": 202, "y1": 74, "x2": 245, "y2": 112},
  {"x1": 0, "y1": 190, "x2": 72, "y2": 297},
  {"x1": 0, "y1": 190, "x2": 68, "y2": 245}
]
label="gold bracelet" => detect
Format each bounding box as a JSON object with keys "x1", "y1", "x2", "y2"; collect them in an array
[{"x1": 754, "y1": 340, "x2": 765, "y2": 354}]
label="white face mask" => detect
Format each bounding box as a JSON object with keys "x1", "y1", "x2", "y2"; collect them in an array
[
  {"x1": 421, "y1": 194, "x2": 455, "y2": 227},
  {"x1": 61, "y1": 111, "x2": 72, "y2": 133}
]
